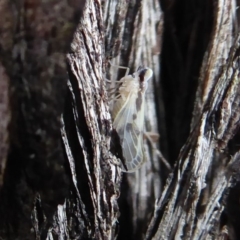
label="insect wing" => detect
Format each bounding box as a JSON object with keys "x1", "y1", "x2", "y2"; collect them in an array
[{"x1": 113, "y1": 91, "x2": 146, "y2": 172}]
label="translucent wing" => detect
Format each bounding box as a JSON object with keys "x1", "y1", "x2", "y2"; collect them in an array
[{"x1": 113, "y1": 90, "x2": 146, "y2": 172}]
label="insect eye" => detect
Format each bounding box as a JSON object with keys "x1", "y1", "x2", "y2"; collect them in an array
[{"x1": 139, "y1": 69, "x2": 148, "y2": 82}]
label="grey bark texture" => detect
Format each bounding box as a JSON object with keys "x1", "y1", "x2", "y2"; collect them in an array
[{"x1": 0, "y1": 0, "x2": 240, "y2": 240}]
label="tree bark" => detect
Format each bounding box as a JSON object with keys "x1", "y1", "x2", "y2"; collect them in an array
[{"x1": 0, "y1": 0, "x2": 240, "y2": 239}]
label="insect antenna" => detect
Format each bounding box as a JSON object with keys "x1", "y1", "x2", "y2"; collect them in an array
[{"x1": 137, "y1": 65, "x2": 144, "y2": 71}]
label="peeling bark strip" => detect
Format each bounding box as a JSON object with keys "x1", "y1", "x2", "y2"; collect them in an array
[
  {"x1": 192, "y1": 0, "x2": 236, "y2": 128},
  {"x1": 146, "y1": 35, "x2": 240, "y2": 240},
  {"x1": 62, "y1": 0, "x2": 122, "y2": 239},
  {"x1": 104, "y1": 0, "x2": 164, "y2": 238}
]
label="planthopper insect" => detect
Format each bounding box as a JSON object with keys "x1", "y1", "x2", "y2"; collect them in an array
[{"x1": 109, "y1": 66, "x2": 153, "y2": 172}]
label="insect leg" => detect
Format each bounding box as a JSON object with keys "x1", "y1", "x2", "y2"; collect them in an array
[
  {"x1": 144, "y1": 132, "x2": 172, "y2": 170},
  {"x1": 108, "y1": 61, "x2": 130, "y2": 76},
  {"x1": 104, "y1": 77, "x2": 126, "y2": 84}
]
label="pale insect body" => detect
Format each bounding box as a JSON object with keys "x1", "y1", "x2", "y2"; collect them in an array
[{"x1": 111, "y1": 67, "x2": 153, "y2": 172}]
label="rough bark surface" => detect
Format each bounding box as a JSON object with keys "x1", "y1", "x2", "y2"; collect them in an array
[
  {"x1": 0, "y1": 0, "x2": 240, "y2": 240},
  {"x1": 61, "y1": 1, "x2": 122, "y2": 239},
  {"x1": 0, "y1": 0, "x2": 86, "y2": 238}
]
